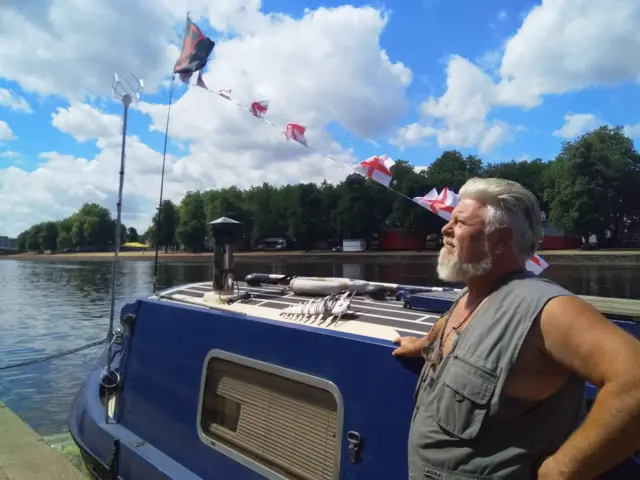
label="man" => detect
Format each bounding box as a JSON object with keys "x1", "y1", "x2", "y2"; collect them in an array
[{"x1": 392, "y1": 177, "x2": 640, "y2": 480}]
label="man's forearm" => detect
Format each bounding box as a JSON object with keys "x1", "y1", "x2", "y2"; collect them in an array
[{"x1": 544, "y1": 380, "x2": 640, "y2": 479}]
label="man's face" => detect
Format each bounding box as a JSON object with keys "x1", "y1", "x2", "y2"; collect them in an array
[{"x1": 437, "y1": 198, "x2": 493, "y2": 282}]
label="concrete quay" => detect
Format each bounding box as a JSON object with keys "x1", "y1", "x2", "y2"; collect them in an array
[{"x1": 0, "y1": 402, "x2": 86, "y2": 479}]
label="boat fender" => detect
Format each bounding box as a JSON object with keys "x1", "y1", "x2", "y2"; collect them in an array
[
  {"x1": 364, "y1": 284, "x2": 387, "y2": 301},
  {"x1": 245, "y1": 273, "x2": 269, "y2": 286},
  {"x1": 245, "y1": 273, "x2": 292, "y2": 286},
  {"x1": 290, "y1": 277, "x2": 347, "y2": 296}
]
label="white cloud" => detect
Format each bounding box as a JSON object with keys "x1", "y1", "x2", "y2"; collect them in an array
[
  {"x1": 0, "y1": 88, "x2": 32, "y2": 113},
  {"x1": 553, "y1": 113, "x2": 600, "y2": 139},
  {"x1": 390, "y1": 56, "x2": 513, "y2": 153},
  {"x1": 624, "y1": 123, "x2": 640, "y2": 138},
  {"x1": 497, "y1": 0, "x2": 640, "y2": 107},
  {"x1": 0, "y1": 0, "x2": 181, "y2": 100},
  {"x1": 389, "y1": 123, "x2": 437, "y2": 148},
  {"x1": 52, "y1": 103, "x2": 122, "y2": 143},
  {"x1": 0, "y1": 2, "x2": 412, "y2": 236},
  {"x1": 0, "y1": 150, "x2": 20, "y2": 159},
  {"x1": 392, "y1": 0, "x2": 640, "y2": 153},
  {"x1": 0, "y1": 121, "x2": 15, "y2": 141},
  {"x1": 497, "y1": 10, "x2": 508, "y2": 22}
]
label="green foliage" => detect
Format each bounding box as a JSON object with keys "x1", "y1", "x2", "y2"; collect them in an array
[
  {"x1": 15, "y1": 129, "x2": 640, "y2": 252},
  {"x1": 544, "y1": 126, "x2": 640, "y2": 245},
  {"x1": 126, "y1": 227, "x2": 140, "y2": 243},
  {"x1": 147, "y1": 200, "x2": 180, "y2": 252},
  {"x1": 16, "y1": 203, "x2": 125, "y2": 253},
  {"x1": 176, "y1": 191, "x2": 207, "y2": 252}
]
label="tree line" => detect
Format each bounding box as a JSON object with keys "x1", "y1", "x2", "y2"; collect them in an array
[{"x1": 16, "y1": 125, "x2": 640, "y2": 253}]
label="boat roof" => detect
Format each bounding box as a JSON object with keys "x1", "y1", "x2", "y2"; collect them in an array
[{"x1": 153, "y1": 281, "x2": 438, "y2": 342}]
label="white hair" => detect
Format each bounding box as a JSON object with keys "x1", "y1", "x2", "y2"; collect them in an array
[{"x1": 459, "y1": 177, "x2": 542, "y2": 257}]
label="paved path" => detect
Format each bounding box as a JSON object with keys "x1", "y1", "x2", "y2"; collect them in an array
[{"x1": 0, "y1": 402, "x2": 86, "y2": 479}]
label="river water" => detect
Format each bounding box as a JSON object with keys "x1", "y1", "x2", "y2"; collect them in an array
[{"x1": 0, "y1": 257, "x2": 638, "y2": 437}]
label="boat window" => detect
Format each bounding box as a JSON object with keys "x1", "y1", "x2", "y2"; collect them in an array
[{"x1": 199, "y1": 354, "x2": 342, "y2": 480}]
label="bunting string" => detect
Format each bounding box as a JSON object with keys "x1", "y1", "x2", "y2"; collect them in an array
[{"x1": 170, "y1": 15, "x2": 548, "y2": 275}]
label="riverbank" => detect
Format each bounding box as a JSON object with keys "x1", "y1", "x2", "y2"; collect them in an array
[
  {"x1": 2, "y1": 249, "x2": 640, "y2": 265},
  {"x1": 0, "y1": 402, "x2": 87, "y2": 479}
]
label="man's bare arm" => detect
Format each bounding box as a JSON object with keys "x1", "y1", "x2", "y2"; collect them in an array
[{"x1": 538, "y1": 295, "x2": 640, "y2": 479}]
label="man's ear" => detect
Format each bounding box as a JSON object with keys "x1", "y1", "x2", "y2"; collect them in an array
[{"x1": 487, "y1": 226, "x2": 513, "y2": 254}]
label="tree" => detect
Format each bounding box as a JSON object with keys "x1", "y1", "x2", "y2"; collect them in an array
[
  {"x1": 26, "y1": 224, "x2": 42, "y2": 251},
  {"x1": 245, "y1": 183, "x2": 279, "y2": 244},
  {"x1": 485, "y1": 158, "x2": 550, "y2": 213},
  {"x1": 57, "y1": 217, "x2": 75, "y2": 250},
  {"x1": 331, "y1": 174, "x2": 392, "y2": 241},
  {"x1": 176, "y1": 191, "x2": 207, "y2": 252},
  {"x1": 127, "y1": 227, "x2": 140, "y2": 243},
  {"x1": 544, "y1": 126, "x2": 640, "y2": 245},
  {"x1": 16, "y1": 231, "x2": 27, "y2": 252},
  {"x1": 426, "y1": 150, "x2": 484, "y2": 191},
  {"x1": 39, "y1": 221, "x2": 59, "y2": 252},
  {"x1": 149, "y1": 200, "x2": 179, "y2": 252},
  {"x1": 17, "y1": 138, "x2": 640, "y2": 252}
]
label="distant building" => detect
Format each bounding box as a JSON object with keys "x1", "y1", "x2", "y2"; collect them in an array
[
  {"x1": 540, "y1": 224, "x2": 581, "y2": 250},
  {"x1": 0, "y1": 236, "x2": 17, "y2": 249}
]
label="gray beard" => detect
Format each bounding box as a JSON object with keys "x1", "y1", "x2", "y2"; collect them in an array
[{"x1": 436, "y1": 245, "x2": 492, "y2": 283}]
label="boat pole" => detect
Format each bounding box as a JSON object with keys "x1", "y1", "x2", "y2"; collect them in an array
[
  {"x1": 152, "y1": 74, "x2": 176, "y2": 293},
  {"x1": 104, "y1": 74, "x2": 144, "y2": 416},
  {"x1": 107, "y1": 93, "x2": 130, "y2": 346}
]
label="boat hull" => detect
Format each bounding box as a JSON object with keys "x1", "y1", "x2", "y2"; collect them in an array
[
  {"x1": 68, "y1": 296, "x2": 425, "y2": 479},
  {"x1": 68, "y1": 286, "x2": 640, "y2": 479}
]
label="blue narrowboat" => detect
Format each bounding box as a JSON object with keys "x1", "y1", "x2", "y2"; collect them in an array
[{"x1": 68, "y1": 218, "x2": 640, "y2": 479}]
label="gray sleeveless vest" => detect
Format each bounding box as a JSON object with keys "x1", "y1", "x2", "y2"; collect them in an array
[{"x1": 408, "y1": 271, "x2": 586, "y2": 479}]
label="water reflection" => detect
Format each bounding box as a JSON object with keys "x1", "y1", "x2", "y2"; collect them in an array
[{"x1": 0, "y1": 258, "x2": 637, "y2": 436}]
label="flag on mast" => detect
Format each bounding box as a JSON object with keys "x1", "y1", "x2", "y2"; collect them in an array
[{"x1": 173, "y1": 15, "x2": 215, "y2": 88}]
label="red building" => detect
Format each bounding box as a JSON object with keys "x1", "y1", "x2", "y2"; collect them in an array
[
  {"x1": 540, "y1": 224, "x2": 581, "y2": 250},
  {"x1": 378, "y1": 229, "x2": 425, "y2": 250}
]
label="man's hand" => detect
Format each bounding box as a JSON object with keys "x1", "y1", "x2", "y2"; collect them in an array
[{"x1": 392, "y1": 336, "x2": 426, "y2": 357}]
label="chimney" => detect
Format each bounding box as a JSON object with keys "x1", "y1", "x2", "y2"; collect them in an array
[{"x1": 208, "y1": 216, "x2": 242, "y2": 293}]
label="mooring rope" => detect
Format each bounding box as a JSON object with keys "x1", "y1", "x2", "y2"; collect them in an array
[{"x1": 0, "y1": 339, "x2": 106, "y2": 372}]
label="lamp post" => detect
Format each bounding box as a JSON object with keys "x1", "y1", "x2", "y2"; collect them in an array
[{"x1": 103, "y1": 73, "x2": 144, "y2": 415}]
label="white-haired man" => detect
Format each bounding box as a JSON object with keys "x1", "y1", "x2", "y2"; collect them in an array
[{"x1": 392, "y1": 177, "x2": 640, "y2": 479}]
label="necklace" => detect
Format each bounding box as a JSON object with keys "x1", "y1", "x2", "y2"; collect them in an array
[
  {"x1": 428, "y1": 271, "x2": 525, "y2": 371},
  {"x1": 429, "y1": 295, "x2": 486, "y2": 371}
]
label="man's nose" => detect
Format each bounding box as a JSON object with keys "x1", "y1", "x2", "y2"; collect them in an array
[{"x1": 441, "y1": 219, "x2": 453, "y2": 235}]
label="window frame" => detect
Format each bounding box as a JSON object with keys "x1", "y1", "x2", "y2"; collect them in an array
[{"x1": 196, "y1": 349, "x2": 345, "y2": 480}]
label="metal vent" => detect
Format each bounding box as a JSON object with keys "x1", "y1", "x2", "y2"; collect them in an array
[{"x1": 200, "y1": 358, "x2": 340, "y2": 480}]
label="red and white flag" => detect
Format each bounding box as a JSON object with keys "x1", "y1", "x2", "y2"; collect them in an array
[
  {"x1": 250, "y1": 100, "x2": 269, "y2": 118},
  {"x1": 526, "y1": 253, "x2": 549, "y2": 275},
  {"x1": 284, "y1": 123, "x2": 307, "y2": 146},
  {"x1": 354, "y1": 155, "x2": 396, "y2": 187},
  {"x1": 414, "y1": 187, "x2": 459, "y2": 222}
]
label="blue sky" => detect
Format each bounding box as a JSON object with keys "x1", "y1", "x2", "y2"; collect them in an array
[{"x1": 1, "y1": 0, "x2": 639, "y2": 235}]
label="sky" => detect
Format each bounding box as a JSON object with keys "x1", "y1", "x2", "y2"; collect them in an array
[{"x1": 1, "y1": 0, "x2": 640, "y2": 237}]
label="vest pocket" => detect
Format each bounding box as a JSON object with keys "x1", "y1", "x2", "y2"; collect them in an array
[
  {"x1": 422, "y1": 463, "x2": 499, "y2": 479},
  {"x1": 436, "y1": 355, "x2": 498, "y2": 440}
]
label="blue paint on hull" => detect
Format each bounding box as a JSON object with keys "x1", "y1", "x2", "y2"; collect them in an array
[{"x1": 68, "y1": 289, "x2": 640, "y2": 479}]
